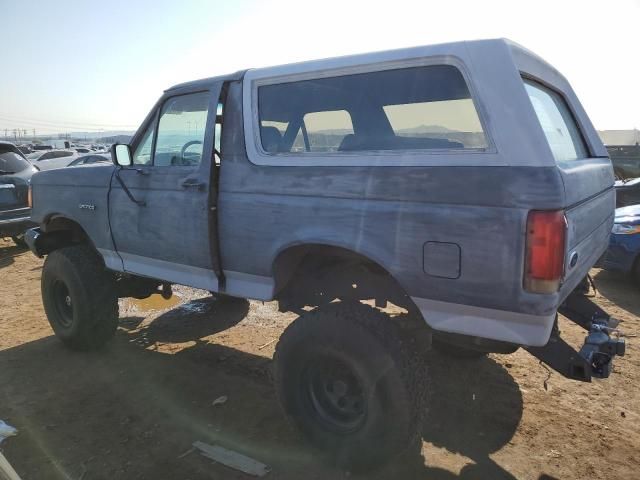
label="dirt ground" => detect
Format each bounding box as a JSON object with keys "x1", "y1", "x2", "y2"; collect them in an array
[{"x1": 0, "y1": 237, "x2": 638, "y2": 480}]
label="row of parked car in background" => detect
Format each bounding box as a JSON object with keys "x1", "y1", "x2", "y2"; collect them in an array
[
  {"x1": 601, "y1": 144, "x2": 640, "y2": 282},
  {"x1": 14, "y1": 142, "x2": 111, "y2": 170},
  {"x1": 0, "y1": 140, "x2": 112, "y2": 244}
]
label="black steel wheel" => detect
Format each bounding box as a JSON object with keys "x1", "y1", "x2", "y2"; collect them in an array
[
  {"x1": 304, "y1": 357, "x2": 367, "y2": 433},
  {"x1": 51, "y1": 280, "x2": 74, "y2": 328},
  {"x1": 274, "y1": 302, "x2": 428, "y2": 471},
  {"x1": 41, "y1": 245, "x2": 118, "y2": 350}
]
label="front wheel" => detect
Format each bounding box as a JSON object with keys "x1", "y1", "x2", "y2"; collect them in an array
[
  {"x1": 273, "y1": 302, "x2": 428, "y2": 471},
  {"x1": 41, "y1": 245, "x2": 119, "y2": 350}
]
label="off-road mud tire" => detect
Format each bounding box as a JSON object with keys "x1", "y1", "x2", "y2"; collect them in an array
[
  {"x1": 41, "y1": 245, "x2": 118, "y2": 350},
  {"x1": 273, "y1": 301, "x2": 428, "y2": 471}
]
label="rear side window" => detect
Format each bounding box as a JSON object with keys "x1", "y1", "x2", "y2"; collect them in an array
[
  {"x1": 0, "y1": 152, "x2": 30, "y2": 173},
  {"x1": 524, "y1": 79, "x2": 589, "y2": 162},
  {"x1": 258, "y1": 64, "x2": 488, "y2": 154}
]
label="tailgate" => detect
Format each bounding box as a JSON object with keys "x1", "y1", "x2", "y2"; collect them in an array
[
  {"x1": 522, "y1": 78, "x2": 615, "y2": 298},
  {"x1": 560, "y1": 160, "x2": 615, "y2": 299}
]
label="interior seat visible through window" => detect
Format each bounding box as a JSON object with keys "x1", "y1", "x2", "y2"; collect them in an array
[{"x1": 260, "y1": 126, "x2": 283, "y2": 153}]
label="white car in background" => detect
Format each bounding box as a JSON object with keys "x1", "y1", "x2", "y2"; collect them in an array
[{"x1": 26, "y1": 149, "x2": 80, "y2": 170}]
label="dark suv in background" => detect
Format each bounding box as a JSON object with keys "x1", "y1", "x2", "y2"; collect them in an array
[{"x1": 0, "y1": 141, "x2": 37, "y2": 245}]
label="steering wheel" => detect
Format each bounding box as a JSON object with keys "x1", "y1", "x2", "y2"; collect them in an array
[{"x1": 180, "y1": 140, "x2": 203, "y2": 165}]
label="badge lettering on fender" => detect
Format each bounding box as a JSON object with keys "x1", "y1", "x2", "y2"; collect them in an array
[{"x1": 79, "y1": 204, "x2": 96, "y2": 211}]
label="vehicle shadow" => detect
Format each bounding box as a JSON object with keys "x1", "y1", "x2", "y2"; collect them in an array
[
  {"x1": 418, "y1": 353, "x2": 523, "y2": 479},
  {"x1": 592, "y1": 268, "x2": 640, "y2": 317},
  {"x1": 1, "y1": 302, "x2": 527, "y2": 480},
  {"x1": 119, "y1": 296, "x2": 250, "y2": 345},
  {"x1": 0, "y1": 240, "x2": 27, "y2": 269},
  {"x1": 121, "y1": 299, "x2": 525, "y2": 479}
]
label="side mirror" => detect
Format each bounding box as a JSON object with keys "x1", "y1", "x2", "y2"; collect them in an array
[{"x1": 111, "y1": 144, "x2": 133, "y2": 167}]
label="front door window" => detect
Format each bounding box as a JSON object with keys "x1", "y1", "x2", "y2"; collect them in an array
[{"x1": 153, "y1": 91, "x2": 210, "y2": 166}]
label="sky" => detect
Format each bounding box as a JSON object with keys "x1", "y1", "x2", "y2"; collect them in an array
[{"x1": 0, "y1": 0, "x2": 639, "y2": 136}]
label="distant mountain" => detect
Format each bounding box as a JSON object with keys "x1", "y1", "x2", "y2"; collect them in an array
[
  {"x1": 315, "y1": 125, "x2": 467, "y2": 135},
  {"x1": 65, "y1": 130, "x2": 135, "y2": 141},
  {"x1": 98, "y1": 134, "x2": 132, "y2": 144},
  {"x1": 397, "y1": 124, "x2": 456, "y2": 134}
]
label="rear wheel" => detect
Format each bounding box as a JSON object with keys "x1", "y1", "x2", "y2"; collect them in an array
[
  {"x1": 273, "y1": 302, "x2": 428, "y2": 471},
  {"x1": 41, "y1": 245, "x2": 118, "y2": 350}
]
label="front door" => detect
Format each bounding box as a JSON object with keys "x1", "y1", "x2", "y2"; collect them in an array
[{"x1": 109, "y1": 86, "x2": 221, "y2": 291}]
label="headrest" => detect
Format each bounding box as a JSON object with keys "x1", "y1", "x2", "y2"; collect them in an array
[{"x1": 260, "y1": 126, "x2": 283, "y2": 153}]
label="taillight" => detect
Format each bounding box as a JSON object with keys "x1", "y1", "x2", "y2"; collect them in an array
[
  {"x1": 524, "y1": 210, "x2": 566, "y2": 294},
  {"x1": 28, "y1": 184, "x2": 32, "y2": 208}
]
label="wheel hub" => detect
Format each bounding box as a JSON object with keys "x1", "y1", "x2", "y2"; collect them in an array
[
  {"x1": 52, "y1": 280, "x2": 74, "y2": 328},
  {"x1": 305, "y1": 358, "x2": 367, "y2": 432}
]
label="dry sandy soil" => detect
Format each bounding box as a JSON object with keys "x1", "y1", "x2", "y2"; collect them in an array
[{"x1": 0, "y1": 237, "x2": 638, "y2": 479}]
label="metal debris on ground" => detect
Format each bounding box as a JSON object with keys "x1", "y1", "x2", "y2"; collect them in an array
[
  {"x1": 0, "y1": 452, "x2": 23, "y2": 480},
  {"x1": 192, "y1": 441, "x2": 270, "y2": 477},
  {"x1": 212, "y1": 395, "x2": 228, "y2": 407},
  {"x1": 0, "y1": 421, "x2": 21, "y2": 480},
  {"x1": 0, "y1": 421, "x2": 17, "y2": 444}
]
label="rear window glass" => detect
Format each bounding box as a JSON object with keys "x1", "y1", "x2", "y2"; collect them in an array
[
  {"x1": 523, "y1": 79, "x2": 589, "y2": 162},
  {"x1": 0, "y1": 152, "x2": 30, "y2": 173},
  {"x1": 302, "y1": 110, "x2": 354, "y2": 152},
  {"x1": 258, "y1": 64, "x2": 488, "y2": 154}
]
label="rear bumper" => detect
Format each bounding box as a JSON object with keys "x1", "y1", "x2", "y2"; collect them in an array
[
  {"x1": 0, "y1": 208, "x2": 35, "y2": 237},
  {"x1": 411, "y1": 296, "x2": 555, "y2": 347}
]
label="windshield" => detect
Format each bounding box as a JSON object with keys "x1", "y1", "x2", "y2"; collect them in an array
[{"x1": 0, "y1": 151, "x2": 31, "y2": 174}]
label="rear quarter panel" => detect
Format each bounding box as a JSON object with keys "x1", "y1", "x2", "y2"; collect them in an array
[{"x1": 220, "y1": 61, "x2": 568, "y2": 319}]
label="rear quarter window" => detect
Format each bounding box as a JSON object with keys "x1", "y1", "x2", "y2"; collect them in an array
[
  {"x1": 258, "y1": 64, "x2": 488, "y2": 155},
  {"x1": 523, "y1": 78, "x2": 589, "y2": 162}
]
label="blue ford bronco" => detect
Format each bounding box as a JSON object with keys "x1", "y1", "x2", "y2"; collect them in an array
[{"x1": 25, "y1": 39, "x2": 625, "y2": 469}]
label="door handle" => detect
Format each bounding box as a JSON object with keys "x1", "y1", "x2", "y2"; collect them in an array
[{"x1": 181, "y1": 178, "x2": 206, "y2": 190}]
